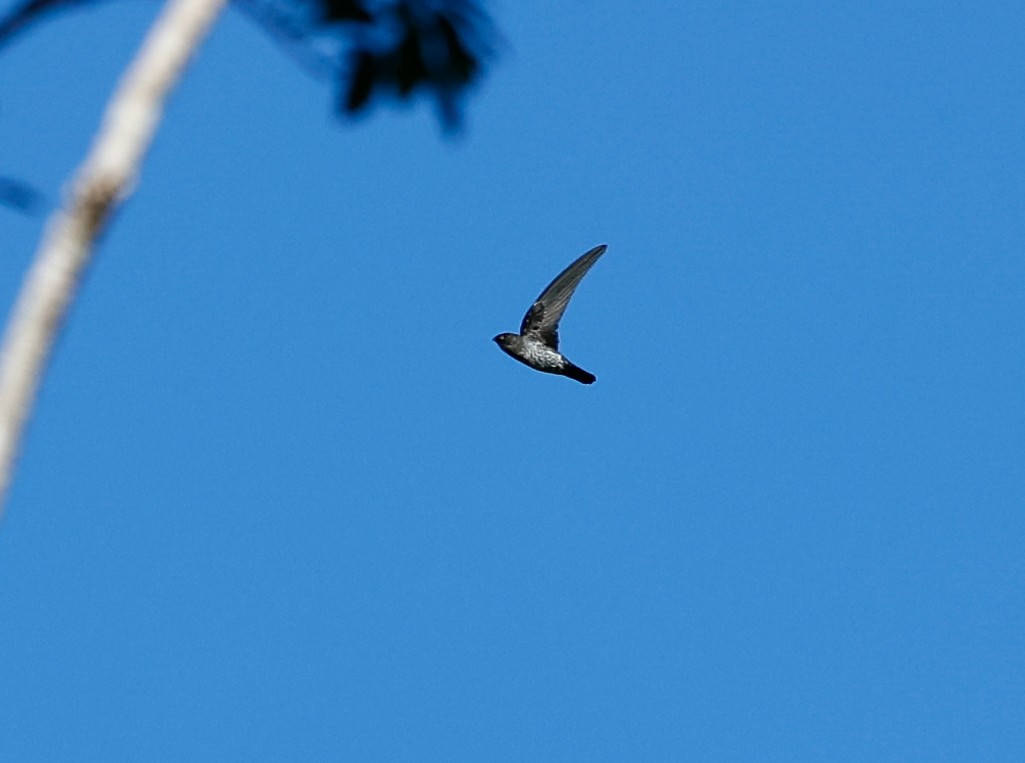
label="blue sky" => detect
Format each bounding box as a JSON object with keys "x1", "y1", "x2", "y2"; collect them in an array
[{"x1": 1, "y1": 1, "x2": 1023, "y2": 759}]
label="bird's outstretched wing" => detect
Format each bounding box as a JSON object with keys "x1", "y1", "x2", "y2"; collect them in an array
[{"x1": 520, "y1": 244, "x2": 606, "y2": 349}]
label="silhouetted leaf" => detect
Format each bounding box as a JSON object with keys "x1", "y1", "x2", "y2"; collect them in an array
[
  {"x1": 0, "y1": 0, "x2": 93, "y2": 50},
  {"x1": 344, "y1": 48, "x2": 377, "y2": 113},
  {"x1": 435, "y1": 15, "x2": 477, "y2": 83},
  {"x1": 0, "y1": 177, "x2": 42, "y2": 214},
  {"x1": 394, "y1": 27, "x2": 427, "y2": 95},
  {"x1": 320, "y1": 0, "x2": 371, "y2": 24}
]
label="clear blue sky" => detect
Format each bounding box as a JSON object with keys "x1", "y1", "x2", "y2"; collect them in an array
[{"x1": 1, "y1": 1, "x2": 1023, "y2": 759}]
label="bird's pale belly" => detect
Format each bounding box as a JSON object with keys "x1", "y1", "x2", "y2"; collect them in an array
[{"x1": 521, "y1": 341, "x2": 564, "y2": 369}]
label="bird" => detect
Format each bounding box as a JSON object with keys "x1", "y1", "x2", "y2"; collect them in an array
[{"x1": 493, "y1": 244, "x2": 607, "y2": 384}]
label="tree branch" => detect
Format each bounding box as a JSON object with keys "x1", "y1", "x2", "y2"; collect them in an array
[{"x1": 0, "y1": 0, "x2": 228, "y2": 515}]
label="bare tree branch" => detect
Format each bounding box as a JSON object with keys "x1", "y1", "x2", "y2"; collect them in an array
[{"x1": 0, "y1": 0, "x2": 228, "y2": 515}]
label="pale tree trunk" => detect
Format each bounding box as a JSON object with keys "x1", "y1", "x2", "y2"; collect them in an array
[{"x1": 0, "y1": 0, "x2": 228, "y2": 516}]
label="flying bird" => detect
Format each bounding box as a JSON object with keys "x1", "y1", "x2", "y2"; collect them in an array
[{"x1": 493, "y1": 244, "x2": 607, "y2": 384}]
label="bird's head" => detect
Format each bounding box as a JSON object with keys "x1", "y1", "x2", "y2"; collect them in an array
[{"x1": 493, "y1": 333, "x2": 516, "y2": 349}]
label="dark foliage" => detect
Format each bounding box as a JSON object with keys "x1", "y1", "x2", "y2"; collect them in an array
[
  {"x1": 251, "y1": 0, "x2": 494, "y2": 130},
  {"x1": 0, "y1": 0, "x2": 494, "y2": 130},
  {"x1": 339, "y1": 1, "x2": 490, "y2": 129},
  {"x1": 319, "y1": 0, "x2": 371, "y2": 23}
]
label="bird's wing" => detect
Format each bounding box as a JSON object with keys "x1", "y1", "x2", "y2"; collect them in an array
[{"x1": 520, "y1": 244, "x2": 606, "y2": 349}]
